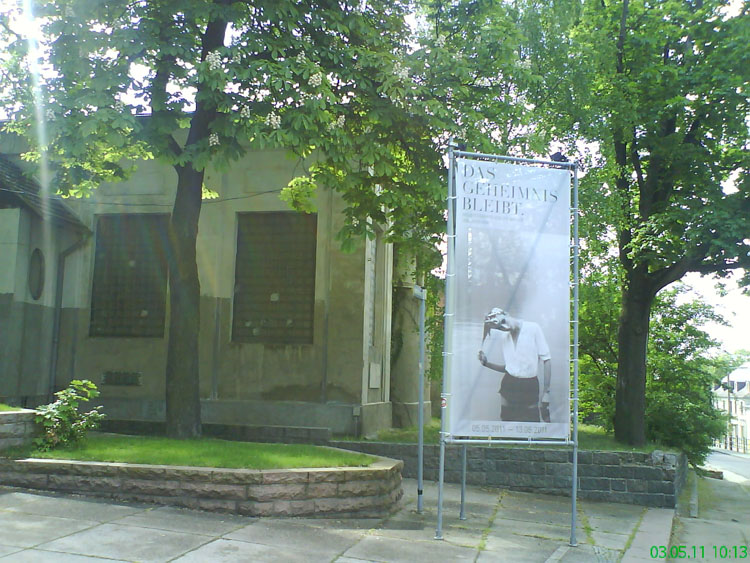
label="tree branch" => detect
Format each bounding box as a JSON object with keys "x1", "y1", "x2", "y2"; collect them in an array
[
  {"x1": 648, "y1": 245, "x2": 710, "y2": 293},
  {"x1": 630, "y1": 128, "x2": 645, "y2": 192},
  {"x1": 147, "y1": 54, "x2": 183, "y2": 163},
  {"x1": 616, "y1": 0, "x2": 629, "y2": 75},
  {"x1": 641, "y1": 116, "x2": 676, "y2": 216},
  {"x1": 184, "y1": 11, "x2": 229, "y2": 150},
  {"x1": 689, "y1": 257, "x2": 750, "y2": 276},
  {"x1": 614, "y1": 0, "x2": 635, "y2": 274}
]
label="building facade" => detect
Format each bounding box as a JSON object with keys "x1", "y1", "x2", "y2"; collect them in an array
[
  {"x1": 1, "y1": 137, "x2": 429, "y2": 437},
  {"x1": 713, "y1": 365, "x2": 750, "y2": 453}
]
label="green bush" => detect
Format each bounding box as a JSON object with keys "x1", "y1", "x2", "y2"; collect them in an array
[
  {"x1": 34, "y1": 380, "x2": 105, "y2": 451},
  {"x1": 579, "y1": 281, "x2": 730, "y2": 466}
]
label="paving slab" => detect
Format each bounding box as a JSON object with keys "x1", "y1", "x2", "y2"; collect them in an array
[
  {"x1": 0, "y1": 549, "x2": 129, "y2": 562},
  {"x1": 111, "y1": 505, "x2": 248, "y2": 535},
  {"x1": 621, "y1": 508, "x2": 675, "y2": 563},
  {"x1": 372, "y1": 517, "x2": 484, "y2": 548},
  {"x1": 0, "y1": 511, "x2": 96, "y2": 548},
  {"x1": 558, "y1": 544, "x2": 620, "y2": 563},
  {"x1": 478, "y1": 532, "x2": 561, "y2": 562},
  {"x1": 386, "y1": 506, "x2": 490, "y2": 531},
  {"x1": 291, "y1": 516, "x2": 385, "y2": 531},
  {"x1": 696, "y1": 476, "x2": 750, "y2": 521},
  {"x1": 3, "y1": 494, "x2": 144, "y2": 522},
  {"x1": 0, "y1": 490, "x2": 49, "y2": 510},
  {"x1": 589, "y1": 530, "x2": 631, "y2": 551},
  {"x1": 501, "y1": 494, "x2": 572, "y2": 514},
  {"x1": 0, "y1": 546, "x2": 22, "y2": 558},
  {"x1": 403, "y1": 481, "x2": 501, "y2": 506},
  {"x1": 585, "y1": 512, "x2": 643, "y2": 535},
  {"x1": 583, "y1": 498, "x2": 646, "y2": 517},
  {"x1": 172, "y1": 538, "x2": 324, "y2": 563},
  {"x1": 224, "y1": 519, "x2": 362, "y2": 559},
  {"x1": 344, "y1": 534, "x2": 477, "y2": 562},
  {"x1": 673, "y1": 519, "x2": 748, "y2": 559},
  {"x1": 490, "y1": 516, "x2": 581, "y2": 543},
  {"x1": 669, "y1": 478, "x2": 750, "y2": 563},
  {"x1": 503, "y1": 490, "x2": 572, "y2": 510},
  {"x1": 496, "y1": 506, "x2": 575, "y2": 527},
  {"x1": 36, "y1": 522, "x2": 211, "y2": 562}
]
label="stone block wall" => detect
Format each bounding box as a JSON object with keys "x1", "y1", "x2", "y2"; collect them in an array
[
  {"x1": 331, "y1": 441, "x2": 687, "y2": 508},
  {"x1": 0, "y1": 456, "x2": 403, "y2": 517},
  {"x1": 0, "y1": 409, "x2": 36, "y2": 450}
]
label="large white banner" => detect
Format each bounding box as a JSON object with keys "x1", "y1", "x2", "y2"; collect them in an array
[{"x1": 447, "y1": 158, "x2": 571, "y2": 440}]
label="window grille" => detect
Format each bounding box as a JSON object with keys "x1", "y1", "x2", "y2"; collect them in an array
[
  {"x1": 90, "y1": 214, "x2": 169, "y2": 337},
  {"x1": 232, "y1": 212, "x2": 317, "y2": 344}
]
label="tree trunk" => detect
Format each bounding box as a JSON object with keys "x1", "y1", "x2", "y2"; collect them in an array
[
  {"x1": 614, "y1": 272, "x2": 654, "y2": 446},
  {"x1": 165, "y1": 165, "x2": 204, "y2": 438}
]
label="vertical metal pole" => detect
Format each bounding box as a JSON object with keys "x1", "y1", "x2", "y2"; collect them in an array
[
  {"x1": 436, "y1": 140, "x2": 457, "y2": 540},
  {"x1": 415, "y1": 285, "x2": 426, "y2": 514},
  {"x1": 569, "y1": 163, "x2": 580, "y2": 548},
  {"x1": 460, "y1": 444, "x2": 467, "y2": 520},
  {"x1": 436, "y1": 440, "x2": 446, "y2": 539}
]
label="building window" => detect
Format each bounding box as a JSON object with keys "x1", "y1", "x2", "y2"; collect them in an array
[
  {"x1": 28, "y1": 248, "x2": 45, "y2": 300},
  {"x1": 90, "y1": 214, "x2": 169, "y2": 337},
  {"x1": 232, "y1": 212, "x2": 317, "y2": 344}
]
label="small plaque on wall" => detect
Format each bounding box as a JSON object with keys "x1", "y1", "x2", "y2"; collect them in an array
[
  {"x1": 101, "y1": 371, "x2": 142, "y2": 386},
  {"x1": 368, "y1": 362, "x2": 381, "y2": 389}
]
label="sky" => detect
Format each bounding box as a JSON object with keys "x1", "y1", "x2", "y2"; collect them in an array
[{"x1": 682, "y1": 271, "x2": 750, "y2": 354}]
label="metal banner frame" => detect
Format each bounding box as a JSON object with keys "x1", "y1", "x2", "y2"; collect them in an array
[{"x1": 435, "y1": 143, "x2": 580, "y2": 547}]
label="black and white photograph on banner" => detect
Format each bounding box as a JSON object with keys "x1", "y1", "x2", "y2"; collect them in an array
[{"x1": 447, "y1": 157, "x2": 571, "y2": 440}]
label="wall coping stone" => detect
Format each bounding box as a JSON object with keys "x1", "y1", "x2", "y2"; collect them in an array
[{"x1": 0, "y1": 409, "x2": 37, "y2": 451}]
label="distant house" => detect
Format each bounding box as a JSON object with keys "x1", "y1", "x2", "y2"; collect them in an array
[
  {"x1": 0, "y1": 137, "x2": 429, "y2": 437},
  {"x1": 713, "y1": 364, "x2": 750, "y2": 453}
]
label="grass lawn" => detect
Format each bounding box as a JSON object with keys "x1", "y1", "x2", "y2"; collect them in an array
[
  {"x1": 344, "y1": 418, "x2": 670, "y2": 454},
  {"x1": 30, "y1": 434, "x2": 375, "y2": 470},
  {"x1": 0, "y1": 403, "x2": 21, "y2": 412}
]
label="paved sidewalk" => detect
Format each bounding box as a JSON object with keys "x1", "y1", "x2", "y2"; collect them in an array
[
  {"x1": 0, "y1": 479, "x2": 672, "y2": 562},
  {"x1": 669, "y1": 475, "x2": 750, "y2": 563}
]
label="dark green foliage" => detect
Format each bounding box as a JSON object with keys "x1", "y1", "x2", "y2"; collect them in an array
[
  {"x1": 644, "y1": 292, "x2": 728, "y2": 465},
  {"x1": 532, "y1": 0, "x2": 750, "y2": 445},
  {"x1": 578, "y1": 263, "x2": 621, "y2": 429},
  {"x1": 34, "y1": 380, "x2": 105, "y2": 451},
  {"x1": 579, "y1": 280, "x2": 729, "y2": 464}
]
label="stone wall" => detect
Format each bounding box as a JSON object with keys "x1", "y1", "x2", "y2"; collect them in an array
[
  {"x1": 0, "y1": 410, "x2": 36, "y2": 450},
  {"x1": 0, "y1": 455, "x2": 403, "y2": 517},
  {"x1": 331, "y1": 441, "x2": 687, "y2": 508}
]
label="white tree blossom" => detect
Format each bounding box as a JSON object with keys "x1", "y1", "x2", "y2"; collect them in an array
[
  {"x1": 205, "y1": 51, "x2": 222, "y2": 71},
  {"x1": 309, "y1": 72, "x2": 324, "y2": 88},
  {"x1": 327, "y1": 114, "x2": 345, "y2": 131},
  {"x1": 265, "y1": 112, "x2": 281, "y2": 129},
  {"x1": 393, "y1": 61, "x2": 409, "y2": 81}
]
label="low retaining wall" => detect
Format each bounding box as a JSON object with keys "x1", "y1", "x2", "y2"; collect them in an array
[
  {"x1": 0, "y1": 455, "x2": 403, "y2": 517},
  {"x1": 0, "y1": 410, "x2": 36, "y2": 451},
  {"x1": 332, "y1": 442, "x2": 687, "y2": 508}
]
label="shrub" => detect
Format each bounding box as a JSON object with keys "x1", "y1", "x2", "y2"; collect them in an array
[{"x1": 34, "y1": 380, "x2": 105, "y2": 451}]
